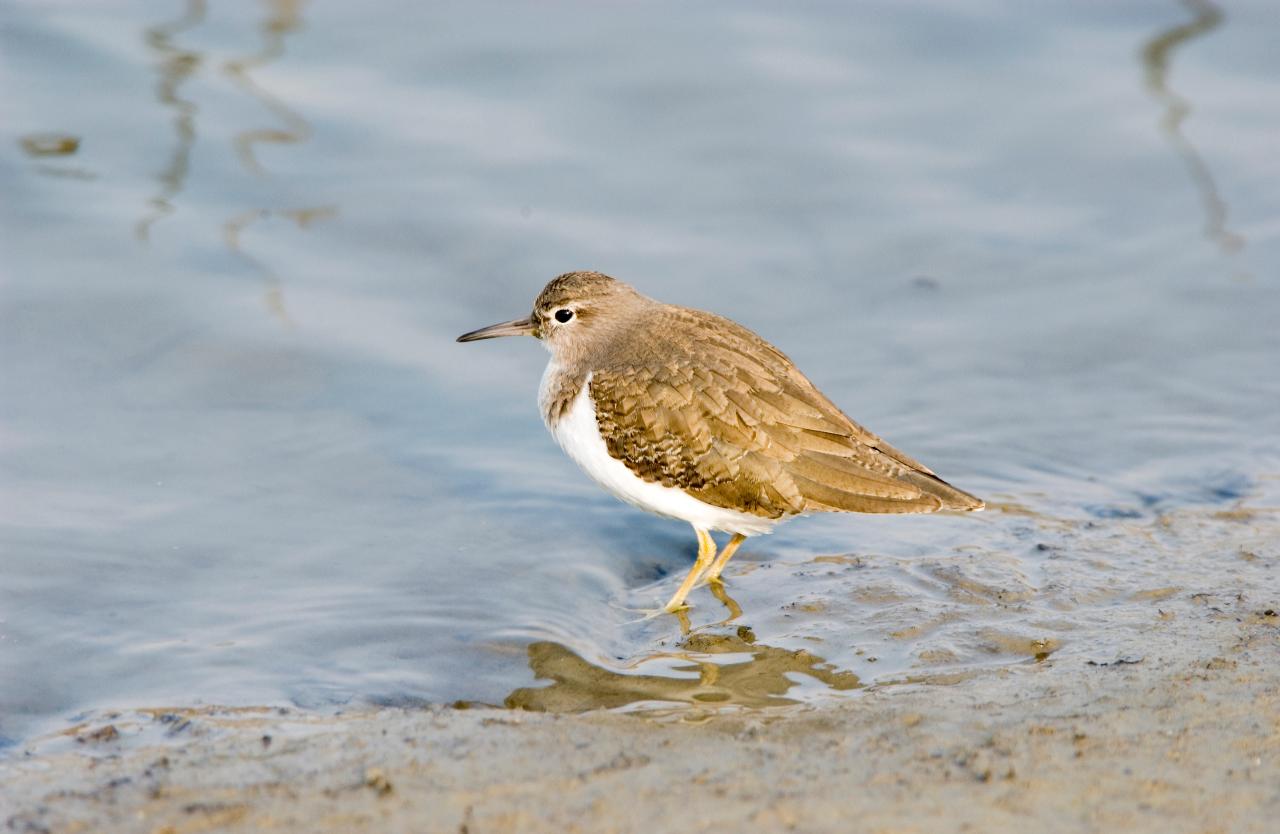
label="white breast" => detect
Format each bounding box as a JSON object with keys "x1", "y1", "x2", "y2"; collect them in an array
[{"x1": 542, "y1": 367, "x2": 778, "y2": 536}]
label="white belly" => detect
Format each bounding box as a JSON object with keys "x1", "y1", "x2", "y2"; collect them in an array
[{"x1": 543, "y1": 369, "x2": 778, "y2": 536}]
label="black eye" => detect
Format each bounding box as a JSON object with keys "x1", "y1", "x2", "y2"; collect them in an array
[{"x1": 554, "y1": 309, "x2": 573, "y2": 323}]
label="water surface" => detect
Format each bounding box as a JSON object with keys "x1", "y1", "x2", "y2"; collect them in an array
[{"x1": 2, "y1": 0, "x2": 1278, "y2": 745}]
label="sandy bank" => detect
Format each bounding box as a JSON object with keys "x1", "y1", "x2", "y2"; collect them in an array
[{"x1": 4, "y1": 596, "x2": 1276, "y2": 834}]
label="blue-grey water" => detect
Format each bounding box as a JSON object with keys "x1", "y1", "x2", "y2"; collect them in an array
[{"x1": 2, "y1": 0, "x2": 1278, "y2": 744}]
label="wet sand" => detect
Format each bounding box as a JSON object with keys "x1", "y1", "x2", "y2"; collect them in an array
[{"x1": 5, "y1": 594, "x2": 1276, "y2": 834}]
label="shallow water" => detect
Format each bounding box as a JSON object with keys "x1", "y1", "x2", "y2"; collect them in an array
[{"x1": 2, "y1": 0, "x2": 1278, "y2": 745}]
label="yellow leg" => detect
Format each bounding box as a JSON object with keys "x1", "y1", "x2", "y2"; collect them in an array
[
  {"x1": 701, "y1": 533, "x2": 746, "y2": 586},
  {"x1": 661, "y1": 527, "x2": 717, "y2": 613}
]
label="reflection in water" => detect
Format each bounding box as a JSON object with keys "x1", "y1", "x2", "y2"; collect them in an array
[
  {"x1": 707, "y1": 581, "x2": 743, "y2": 624},
  {"x1": 221, "y1": 0, "x2": 333, "y2": 322},
  {"x1": 505, "y1": 633, "x2": 860, "y2": 712},
  {"x1": 21, "y1": 133, "x2": 94, "y2": 180},
  {"x1": 224, "y1": 205, "x2": 338, "y2": 323},
  {"x1": 136, "y1": 0, "x2": 333, "y2": 321},
  {"x1": 223, "y1": 0, "x2": 311, "y2": 175},
  {"x1": 136, "y1": 0, "x2": 205, "y2": 243},
  {"x1": 1140, "y1": 0, "x2": 1245, "y2": 257},
  {"x1": 662, "y1": 581, "x2": 743, "y2": 636},
  {"x1": 19, "y1": 134, "x2": 80, "y2": 157}
]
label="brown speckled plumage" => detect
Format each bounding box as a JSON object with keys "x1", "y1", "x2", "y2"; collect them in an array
[{"x1": 586, "y1": 303, "x2": 982, "y2": 519}]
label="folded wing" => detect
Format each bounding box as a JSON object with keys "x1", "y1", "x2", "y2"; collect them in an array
[{"x1": 589, "y1": 307, "x2": 983, "y2": 519}]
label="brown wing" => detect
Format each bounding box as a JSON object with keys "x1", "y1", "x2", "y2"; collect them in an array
[{"x1": 589, "y1": 305, "x2": 983, "y2": 519}]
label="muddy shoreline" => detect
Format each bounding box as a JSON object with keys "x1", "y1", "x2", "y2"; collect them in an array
[{"x1": 5, "y1": 598, "x2": 1276, "y2": 834}]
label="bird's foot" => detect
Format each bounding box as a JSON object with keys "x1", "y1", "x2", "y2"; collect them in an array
[
  {"x1": 621, "y1": 604, "x2": 692, "y2": 633},
  {"x1": 610, "y1": 599, "x2": 688, "y2": 616},
  {"x1": 693, "y1": 574, "x2": 727, "y2": 591}
]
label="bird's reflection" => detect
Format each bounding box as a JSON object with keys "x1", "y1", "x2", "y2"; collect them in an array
[
  {"x1": 505, "y1": 630, "x2": 860, "y2": 712},
  {"x1": 136, "y1": 0, "x2": 204, "y2": 242},
  {"x1": 661, "y1": 578, "x2": 744, "y2": 636},
  {"x1": 1140, "y1": 0, "x2": 1245, "y2": 258},
  {"x1": 707, "y1": 581, "x2": 743, "y2": 623}
]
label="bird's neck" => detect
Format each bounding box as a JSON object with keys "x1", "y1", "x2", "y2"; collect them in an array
[{"x1": 538, "y1": 357, "x2": 588, "y2": 429}]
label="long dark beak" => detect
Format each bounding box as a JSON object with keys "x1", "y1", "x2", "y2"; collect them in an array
[{"x1": 456, "y1": 316, "x2": 537, "y2": 342}]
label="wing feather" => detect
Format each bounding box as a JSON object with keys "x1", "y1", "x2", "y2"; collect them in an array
[{"x1": 589, "y1": 305, "x2": 983, "y2": 519}]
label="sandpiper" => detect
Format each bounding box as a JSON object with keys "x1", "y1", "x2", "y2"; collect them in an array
[{"x1": 458, "y1": 271, "x2": 983, "y2": 613}]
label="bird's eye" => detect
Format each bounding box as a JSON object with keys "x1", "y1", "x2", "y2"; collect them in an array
[{"x1": 554, "y1": 309, "x2": 574, "y2": 323}]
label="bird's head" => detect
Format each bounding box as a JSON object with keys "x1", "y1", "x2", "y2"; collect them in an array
[{"x1": 457, "y1": 271, "x2": 648, "y2": 363}]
